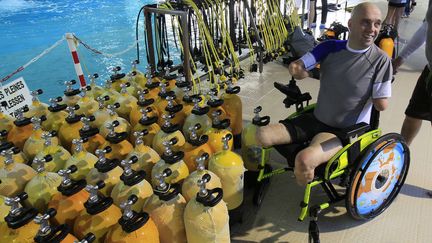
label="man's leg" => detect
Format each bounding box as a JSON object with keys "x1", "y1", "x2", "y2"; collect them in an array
[
  {"x1": 256, "y1": 123, "x2": 293, "y2": 147},
  {"x1": 294, "y1": 132, "x2": 342, "y2": 185},
  {"x1": 401, "y1": 115, "x2": 422, "y2": 146}
]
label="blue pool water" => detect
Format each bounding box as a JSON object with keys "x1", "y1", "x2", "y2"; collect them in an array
[{"x1": 0, "y1": 0, "x2": 157, "y2": 101}]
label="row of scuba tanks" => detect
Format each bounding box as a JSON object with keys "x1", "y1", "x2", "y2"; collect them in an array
[{"x1": 0, "y1": 60, "x2": 268, "y2": 242}]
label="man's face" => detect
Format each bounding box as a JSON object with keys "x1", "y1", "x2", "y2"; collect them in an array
[{"x1": 348, "y1": 6, "x2": 382, "y2": 49}]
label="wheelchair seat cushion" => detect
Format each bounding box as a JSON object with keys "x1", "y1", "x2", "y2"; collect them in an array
[{"x1": 279, "y1": 112, "x2": 342, "y2": 144}]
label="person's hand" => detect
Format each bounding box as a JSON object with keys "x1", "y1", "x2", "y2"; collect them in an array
[
  {"x1": 392, "y1": 56, "x2": 404, "y2": 75},
  {"x1": 288, "y1": 60, "x2": 310, "y2": 80}
]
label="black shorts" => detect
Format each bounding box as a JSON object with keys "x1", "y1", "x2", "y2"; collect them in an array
[
  {"x1": 405, "y1": 65, "x2": 432, "y2": 121},
  {"x1": 279, "y1": 112, "x2": 341, "y2": 143},
  {"x1": 388, "y1": 0, "x2": 407, "y2": 7}
]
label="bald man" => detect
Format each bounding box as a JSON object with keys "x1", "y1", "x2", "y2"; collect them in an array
[{"x1": 257, "y1": 2, "x2": 393, "y2": 185}]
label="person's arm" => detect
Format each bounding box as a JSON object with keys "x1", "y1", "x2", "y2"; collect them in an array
[
  {"x1": 288, "y1": 59, "x2": 310, "y2": 79},
  {"x1": 393, "y1": 21, "x2": 427, "y2": 73},
  {"x1": 372, "y1": 57, "x2": 393, "y2": 111},
  {"x1": 372, "y1": 98, "x2": 388, "y2": 111}
]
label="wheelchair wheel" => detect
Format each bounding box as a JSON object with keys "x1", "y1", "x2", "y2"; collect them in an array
[
  {"x1": 253, "y1": 164, "x2": 273, "y2": 207},
  {"x1": 346, "y1": 133, "x2": 409, "y2": 220}
]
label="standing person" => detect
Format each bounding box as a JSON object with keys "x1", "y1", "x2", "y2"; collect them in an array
[
  {"x1": 308, "y1": 0, "x2": 328, "y2": 29},
  {"x1": 383, "y1": 0, "x2": 408, "y2": 31},
  {"x1": 257, "y1": 2, "x2": 392, "y2": 185},
  {"x1": 392, "y1": 1, "x2": 432, "y2": 147}
]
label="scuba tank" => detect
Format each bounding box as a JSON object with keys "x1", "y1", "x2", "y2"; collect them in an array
[
  {"x1": 105, "y1": 195, "x2": 160, "y2": 243},
  {"x1": 207, "y1": 89, "x2": 228, "y2": 121},
  {"x1": 144, "y1": 70, "x2": 161, "y2": 101},
  {"x1": 24, "y1": 155, "x2": 62, "y2": 212},
  {"x1": 64, "y1": 138, "x2": 98, "y2": 181},
  {"x1": 151, "y1": 138, "x2": 189, "y2": 185},
  {"x1": 171, "y1": 80, "x2": 190, "y2": 104},
  {"x1": 129, "y1": 89, "x2": 159, "y2": 128},
  {"x1": 62, "y1": 80, "x2": 81, "y2": 107},
  {"x1": 0, "y1": 131, "x2": 28, "y2": 168},
  {"x1": 58, "y1": 104, "x2": 84, "y2": 151},
  {"x1": 109, "y1": 66, "x2": 128, "y2": 92},
  {"x1": 183, "y1": 174, "x2": 230, "y2": 243},
  {"x1": 129, "y1": 60, "x2": 147, "y2": 88},
  {"x1": 99, "y1": 103, "x2": 131, "y2": 138},
  {"x1": 76, "y1": 86, "x2": 99, "y2": 117},
  {"x1": 23, "y1": 115, "x2": 58, "y2": 160},
  {"x1": 0, "y1": 192, "x2": 39, "y2": 242},
  {"x1": 33, "y1": 131, "x2": 71, "y2": 173},
  {"x1": 221, "y1": 80, "x2": 243, "y2": 148},
  {"x1": 78, "y1": 116, "x2": 107, "y2": 154},
  {"x1": 180, "y1": 86, "x2": 195, "y2": 117},
  {"x1": 375, "y1": 24, "x2": 397, "y2": 58},
  {"x1": 43, "y1": 96, "x2": 68, "y2": 132},
  {"x1": 88, "y1": 73, "x2": 105, "y2": 99},
  {"x1": 241, "y1": 106, "x2": 270, "y2": 172},
  {"x1": 182, "y1": 97, "x2": 212, "y2": 138},
  {"x1": 86, "y1": 146, "x2": 123, "y2": 197},
  {"x1": 48, "y1": 165, "x2": 89, "y2": 228},
  {"x1": 0, "y1": 112, "x2": 15, "y2": 133},
  {"x1": 143, "y1": 169, "x2": 187, "y2": 243},
  {"x1": 182, "y1": 123, "x2": 213, "y2": 172},
  {"x1": 163, "y1": 94, "x2": 186, "y2": 127},
  {"x1": 73, "y1": 181, "x2": 122, "y2": 243},
  {"x1": 0, "y1": 149, "x2": 36, "y2": 197},
  {"x1": 92, "y1": 95, "x2": 111, "y2": 129},
  {"x1": 116, "y1": 82, "x2": 138, "y2": 120},
  {"x1": 99, "y1": 120, "x2": 133, "y2": 161},
  {"x1": 27, "y1": 89, "x2": 48, "y2": 118},
  {"x1": 208, "y1": 134, "x2": 245, "y2": 211},
  {"x1": 33, "y1": 208, "x2": 78, "y2": 243},
  {"x1": 205, "y1": 109, "x2": 233, "y2": 153},
  {"x1": 127, "y1": 130, "x2": 160, "y2": 182},
  {"x1": 130, "y1": 107, "x2": 161, "y2": 146},
  {"x1": 154, "y1": 82, "x2": 174, "y2": 120},
  {"x1": 182, "y1": 153, "x2": 222, "y2": 202},
  {"x1": 152, "y1": 113, "x2": 186, "y2": 155},
  {"x1": 110, "y1": 156, "x2": 153, "y2": 212},
  {"x1": 161, "y1": 66, "x2": 177, "y2": 90},
  {"x1": 7, "y1": 106, "x2": 33, "y2": 150}
]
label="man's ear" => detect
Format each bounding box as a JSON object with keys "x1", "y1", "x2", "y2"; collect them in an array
[{"x1": 347, "y1": 19, "x2": 352, "y2": 31}]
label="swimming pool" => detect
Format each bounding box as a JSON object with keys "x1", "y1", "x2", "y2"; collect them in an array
[{"x1": 0, "y1": 0, "x2": 156, "y2": 101}]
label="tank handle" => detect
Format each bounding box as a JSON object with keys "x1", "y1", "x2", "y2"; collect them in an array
[
  {"x1": 30, "y1": 89, "x2": 43, "y2": 102},
  {"x1": 105, "y1": 120, "x2": 120, "y2": 138},
  {"x1": 96, "y1": 95, "x2": 110, "y2": 109},
  {"x1": 72, "y1": 137, "x2": 88, "y2": 153},
  {"x1": 120, "y1": 82, "x2": 131, "y2": 94},
  {"x1": 165, "y1": 94, "x2": 183, "y2": 114},
  {"x1": 88, "y1": 73, "x2": 99, "y2": 85},
  {"x1": 1, "y1": 148, "x2": 15, "y2": 166},
  {"x1": 57, "y1": 164, "x2": 86, "y2": 196},
  {"x1": 34, "y1": 208, "x2": 56, "y2": 236},
  {"x1": 95, "y1": 146, "x2": 119, "y2": 173},
  {"x1": 155, "y1": 168, "x2": 172, "y2": 192},
  {"x1": 32, "y1": 155, "x2": 52, "y2": 173},
  {"x1": 188, "y1": 123, "x2": 201, "y2": 141},
  {"x1": 120, "y1": 156, "x2": 146, "y2": 187},
  {"x1": 133, "y1": 129, "x2": 149, "y2": 145},
  {"x1": 106, "y1": 102, "x2": 120, "y2": 116},
  {"x1": 5, "y1": 192, "x2": 39, "y2": 229},
  {"x1": 75, "y1": 233, "x2": 96, "y2": 243},
  {"x1": 41, "y1": 131, "x2": 56, "y2": 147},
  {"x1": 118, "y1": 194, "x2": 150, "y2": 233},
  {"x1": 196, "y1": 152, "x2": 209, "y2": 172},
  {"x1": 222, "y1": 133, "x2": 233, "y2": 150},
  {"x1": 196, "y1": 174, "x2": 224, "y2": 207}
]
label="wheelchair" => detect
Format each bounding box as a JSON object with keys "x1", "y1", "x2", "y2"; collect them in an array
[{"x1": 248, "y1": 77, "x2": 410, "y2": 243}]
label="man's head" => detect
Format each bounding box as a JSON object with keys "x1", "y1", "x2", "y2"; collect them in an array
[{"x1": 348, "y1": 2, "x2": 382, "y2": 49}]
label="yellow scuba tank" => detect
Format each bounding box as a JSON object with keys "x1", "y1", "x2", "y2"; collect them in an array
[
  {"x1": 7, "y1": 106, "x2": 33, "y2": 151},
  {"x1": 62, "y1": 80, "x2": 81, "y2": 107},
  {"x1": 208, "y1": 134, "x2": 245, "y2": 211},
  {"x1": 23, "y1": 116, "x2": 59, "y2": 161},
  {"x1": 241, "y1": 106, "x2": 270, "y2": 171},
  {"x1": 99, "y1": 120, "x2": 133, "y2": 161},
  {"x1": 151, "y1": 138, "x2": 189, "y2": 185},
  {"x1": 0, "y1": 149, "x2": 36, "y2": 197},
  {"x1": 24, "y1": 155, "x2": 62, "y2": 212},
  {"x1": 76, "y1": 86, "x2": 99, "y2": 117},
  {"x1": 129, "y1": 60, "x2": 147, "y2": 88},
  {"x1": 183, "y1": 97, "x2": 212, "y2": 138},
  {"x1": 86, "y1": 146, "x2": 123, "y2": 197},
  {"x1": 154, "y1": 82, "x2": 173, "y2": 119},
  {"x1": 58, "y1": 104, "x2": 84, "y2": 151},
  {"x1": 109, "y1": 66, "x2": 128, "y2": 92},
  {"x1": 99, "y1": 79, "x2": 122, "y2": 107},
  {"x1": 129, "y1": 89, "x2": 159, "y2": 128},
  {"x1": 376, "y1": 24, "x2": 396, "y2": 58},
  {"x1": 127, "y1": 130, "x2": 161, "y2": 182},
  {"x1": 180, "y1": 87, "x2": 195, "y2": 117},
  {"x1": 130, "y1": 107, "x2": 161, "y2": 146},
  {"x1": 73, "y1": 181, "x2": 122, "y2": 243},
  {"x1": 92, "y1": 95, "x2": 111, "y2": 129},
  {"x1": 111, "y1": 156, "x2": 154, "y2": 212},
  {"x1": 116, "y1": 82, "x2": 138, "y2": 120},
  {"x1": 0, "y1": 192, "x2": 39, "y2": 242},
  {"x1": 221, "y1": 81, "x2": 243, "y2": 148},
  {"x1": 162, "y1": 94, "x2": 186, "y2": 127},
  {"x1": 77, "y1": 115, "x2": 107, "y2": 154},
  {"x1": 182, "y1": 124, "x2": 213, "y2": 172},
  {"x1": 143, "y1": 169, "x2": 187, "y2": 243},
  {"x1": 0, "y1": 131, "x2": 28, "y2": 168},
  {"x1": 0, "y1": 112, "x2": 15, "y2": 133},
  {"x1": 207, "y1": 89, "x2": 228, "y2": 121},
  {"x1": 27, "y1": 89, "x2": 49, "y2": 118},
  {"x1": 152, "y1": 113, "x2": 186, "y2": 155},
  {"x1": 183, "y1": 174, "x2": 230, "y2": 243},
  {"x1": 144, "y1": 70, "x2": 161, "y2": 101},
  {"x1": 205, "y1": 109, "x2": 233, "y2": 153},
  {"x1": 33, "y1": 131, "x2": 71, "y2": 173},
  {"x1": 99, "y1": 103, "x2": 131, "y2": 138},
  {"x1": 88, "y1": 73, "x2": 106, "y2": 99},
  {"x1": 64, "y1": 138, "x2": 98, "y2": 181},
  {"x1": 105, "y1": 194, "x2": 160, "y2": 243},
  {"x1": 182, "y1": 153, "x2": 222, "y2": 202},
  {"x1": 43, "y1": 96, "x2": 68, "y2": 132},
  {"x1": 171, "y1": 80, "x2": 189, "y2": 104},
  {"x1": 33, "y1": 208, "x2": 78, "y2": 243},
  {"x1": 48, "y1": 165, "x2": 89, "y2": 228}
]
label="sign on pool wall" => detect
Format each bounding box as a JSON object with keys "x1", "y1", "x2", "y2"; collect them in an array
[{"x1": 0, "y1": 77, "x2": 32, "y2": 117}]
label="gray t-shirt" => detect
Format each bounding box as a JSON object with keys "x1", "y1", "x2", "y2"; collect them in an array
[{"x1": 300, "y1": 40, "x2": 392, "y2": 128}]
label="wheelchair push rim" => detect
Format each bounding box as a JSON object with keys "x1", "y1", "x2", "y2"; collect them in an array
[{"x1": 346, "y1": 133, "x2": 410, "y2": 220}]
